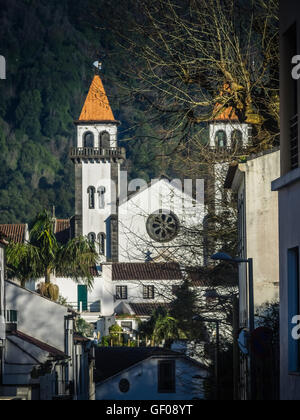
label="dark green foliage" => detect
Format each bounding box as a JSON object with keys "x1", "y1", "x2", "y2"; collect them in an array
[
  {"x1": 0, "y1": 0, "x2": 170, "y2": 223},
  {"x1": 170, "y1": 281, "x2": 206, "y2": 340}
]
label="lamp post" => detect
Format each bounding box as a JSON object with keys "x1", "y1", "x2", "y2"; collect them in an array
[{"x1": 211, "y1": 252, "x2": 255, "y2": 400}]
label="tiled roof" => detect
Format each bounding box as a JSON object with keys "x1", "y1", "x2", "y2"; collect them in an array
[
  {"x1": 0, "y1": 224, "x2": 26, "y2": 243},
  {"x1": 9, "y1": 330, "x2": 68, "y2": 359},
  {"x1": 188, "y1": 265, "x2": 238, "y2": 288},
  {"x1": 78, "y1": 75, "x2": 116, "y2": 123},
  {"x1": 212, "y1": 83, "x2": 239, "y2": 122},
  {"x1": 55, "y1": 219, "x2": 71, "y2": 244},
  {"x1": 129, "y1": 302, "x2": 171, "y2": 317},
  {"x1": 212, "y1": 104, "x2": 239, "y2": 122},
  {"x1": 111, "y1": 263, "x2": 183, "y2": 281},
  {"x1": 94, "y1": 347, "x2": 180, "y2": 382}
]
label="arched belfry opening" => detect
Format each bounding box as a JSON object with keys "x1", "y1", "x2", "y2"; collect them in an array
[
  {"x1": 99, "y1": 131, "x2": 110, "y2": 149},
  {"x1": 83, "y1": 132, "x2": 94, "y2": 148},
  {"x1": 215, "y1": 130, "x2": 227, "y2": 148}
]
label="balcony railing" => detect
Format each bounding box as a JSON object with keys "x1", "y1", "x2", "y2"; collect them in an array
[
  {"x1": 290, "y1": 114, "x2": 299, "y2": 170},
  {"x1": 69, "y1": 147, "x2": 126, "y2": 161},
  {"x1": 67, "y1": 302, "x2": 101, "y2": 313}
]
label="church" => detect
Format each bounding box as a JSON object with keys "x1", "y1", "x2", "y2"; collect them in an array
[{"x1": 0, "y1": 74, "x2": 250, "y2": 337}]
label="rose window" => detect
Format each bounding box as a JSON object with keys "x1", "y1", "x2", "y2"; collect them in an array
[{"x1": 146, "y1": 211, "x2": 179, "y2": 242}]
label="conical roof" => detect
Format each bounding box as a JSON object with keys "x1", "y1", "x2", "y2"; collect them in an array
[
  {"x1": 78, "y1": 75, "x2": 116, "y2": 122},
  {"x1": 212, "y1": 83, "x2": 239, "y2": 122}
]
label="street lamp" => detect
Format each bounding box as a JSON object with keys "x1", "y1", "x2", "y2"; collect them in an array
[{"x1": 211, "y1": 252, "x2": 255, "y2": 400}]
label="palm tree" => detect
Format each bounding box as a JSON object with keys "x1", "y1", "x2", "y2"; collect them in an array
[{"x1": 6, "y1": 211, "x2": 98, "y2": 297}]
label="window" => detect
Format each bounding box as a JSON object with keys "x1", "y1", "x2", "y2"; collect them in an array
[
  {"x1": 119, "y1": 379, "x2": 130, "y2": 393},
  {"x1": 231, "y1": 130, "x2": 243, "y2": 150},
  {"x1": 116, "y1": 286, "x2": 128, "y2": 300},
  {"x1": 121, "y1": 321, "x2": 133, "y2": 331},
  {"x1": 87, "y1": 186, "x2": 95, "y2": 209},
  {"x1": 284, "y1": 23, "x2": 298, "y2": 170},
  {"x1": 282, "y1": 23, "x2": 299, "y2": 169},
  {"x1": 215, "y1": 130, "x2": 227, "y2": 148},
  {"x1": 98, "y1": 233, "x2": 106, "y2": 255},
  {"x1": 98, "y1": 186, "x2": 106, "y2": 209},
  {"x1": 288, "y1": 247, "x2": 300, "y2": 372},
  {"x1": 143, "y1": 285, "x2": 155, "y2": 299},
  {"x1": 158, "y1": 360, "x2": 176, "y2": 393},
  {"x1": 88, "y1": 232, "x2": 96, "y2": 244},
  {"x1": 205, "y1": 289, "x2": 218, "y2": 306},
  {"x1": 83, "y1": 132, "x2": 94, "y2": 148},
  {"x1": 146, "y1": 211, "x2": 180, "y2": 243},
  {"x1": 99, "y1": 131, "x2": 110, "y2": 148}
]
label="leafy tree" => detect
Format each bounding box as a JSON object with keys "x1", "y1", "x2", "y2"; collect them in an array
[
  {"x1": 170, "y1": 281, "x2": 206, "y2": 341},
  {"x1": 153, "y1": 314, "x2": 179, "y2": 348},
  {"x1": 140, "y1": 306, "x2": 179, "y2": 348},
  {"x1": 109, "y1": 324, "x2": 123, "y2": 346},
  {"x1": 75, "y1": 317, "x2": 94, "y2": 338}
]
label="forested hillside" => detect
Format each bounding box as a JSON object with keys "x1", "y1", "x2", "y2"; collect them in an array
[{"x1": 0, "y1": 0, "x2": 166, "y2": 223}]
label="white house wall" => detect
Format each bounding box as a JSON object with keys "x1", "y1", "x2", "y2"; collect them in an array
[
  {"x1": 96, "y1": 357, "x2": 208, "y2": 400},
  {"x1": 244, "y1": 152, "x2": 280, "y2": 309},
  {"x1": 5, "y1": 281, "x2": 68, "y2": 352}
]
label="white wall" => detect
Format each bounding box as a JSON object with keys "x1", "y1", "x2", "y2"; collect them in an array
[
  {"x1": 96, "y1": 356, "x2": 208, "y2": 400},
  {"x1": 5, "y1": 281, "x2": 68, "y2": 352},
  {"x1": 81, "y1": 161, "x2": 115, "y2": 239},
  {"x1": 244, "y1": 151, "x2": 280, "y2": 308},
  {"x1": 118, "y1": 178, "x2": 204, "y2": 264},
  {"x1": 233, "y1": 151, "x2": 280, "y2": 324}
]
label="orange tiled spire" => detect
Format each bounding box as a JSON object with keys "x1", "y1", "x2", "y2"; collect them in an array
[
  {"x1": 212, "y1": 83, "x2": 239, "y2": 122},
  {"x1": 79, "y1": 75, "x2": 116, "y2": 122}
]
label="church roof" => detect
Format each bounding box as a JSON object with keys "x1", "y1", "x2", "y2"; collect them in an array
[
  {"x1": 111, "y1": 262, "x2": 183, "y2": 281},
  {"x1": 55, "y1": 219, "x2": 71, "y2": 244},
  {"x1": 78, "y1": 75, "x2": 117, "y2": 123}
]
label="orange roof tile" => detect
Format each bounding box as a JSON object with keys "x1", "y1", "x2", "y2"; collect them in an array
[
  {"x1": 0, "y1": 224, "x2": 26, "y2": 243},
  {"x1": 78, "y1": 75, "x2": 116, "y2": 122},
  {"x1": 212, "y1": 83, "x2": 239, "y2": 122},
  {"x1": 55, "y1": 219, "x2": 70, "y2": 244},
  {"x1": 212, "y1": 104, "x2": 239, "y2": 122}
]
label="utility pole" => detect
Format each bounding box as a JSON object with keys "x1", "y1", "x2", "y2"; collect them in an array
[{"x1": 232, "y1": 295, "x2": 240, "y2": 400}]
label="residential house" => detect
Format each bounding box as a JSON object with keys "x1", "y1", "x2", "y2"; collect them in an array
[
  {"x1": 226, "y1": 148, "x2": 280, "y2": 399},
  {"x1": 271, "y1": 0, "x2": 300, "y2": 400},
  {"x1": 94, "y1": 347, "x2": 209, "y2": 400},
  {"x1": 0, "y1": 278, "x2": 95, "y2": 400}
]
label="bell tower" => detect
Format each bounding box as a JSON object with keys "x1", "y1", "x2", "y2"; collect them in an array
[
  {"x1": 70, "y1": 75, "x2": 125, "y2": 262},
  {"x1": 209, "y1": 86, "x2": 251, "y2": 206}
]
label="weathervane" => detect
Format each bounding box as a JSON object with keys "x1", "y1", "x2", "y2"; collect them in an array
[{"x1": 93, "y1": 60, "x2": 102, "y2": 71}]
